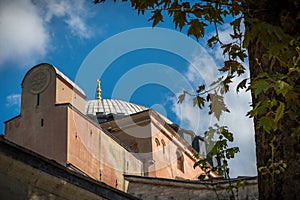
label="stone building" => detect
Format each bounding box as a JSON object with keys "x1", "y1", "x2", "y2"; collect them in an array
[
  {"x1": 0, "y1": 136, "x2": 138, "y2": 200},
  {"x1": 2, "y1": 63, "x2": 258, "y2": 199}
]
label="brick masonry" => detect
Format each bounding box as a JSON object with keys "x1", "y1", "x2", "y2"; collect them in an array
[{"x1": 125, "y1": 175, "x2": 258, "y2": 200}]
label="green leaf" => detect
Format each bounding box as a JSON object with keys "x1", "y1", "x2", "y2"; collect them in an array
[
  {"x1": 226, "y1": 185, "x2": 234, "y2": 193},
  {"x1": 148, "y1": 9, "x2": 164, "y2": 27},
  {"x1": 198, "y1": 174, "x2": 206, "y2": 181},
  {"x1": 193, "y1": 159, "x2": 207, "y2": 169},
  {"x1": 187, "y1": 19, "x2": 206, "y2": 40},
  {"x1": 230, "y1": 17, "x2": 242, "y2": 31},
  {"x1": 219, "y1": 60, "x2": 245, "y2": 76},
  {"x1": 221, "y1": 75, "x2": 234, "y2": 94},
  {"x1": 177, "y1": 92, "x2": 186, "y2": 104},
  {"x1": 221, "y1": 43, "x2": 233, "y2": 55},
  {"x1": 274, "y1": 80, "x2": 291, "y2": 96},
  {"x1": 173, "y1": 10, "x2": 187, "y2": 30},
  {"x1": 235, "y1": 180, "x2": 244, "y2": 189},
  {"x1": 274, "y1": 101, "x2": 285, "y2": 124},
  {"x1": 291, "y1": 126, "x2": 300, "y2": 136},
  {"x1": 196, "y1": 85, "x2": 205, "y2": 93},
  {"x1": 236, "y1": 50, "x2": 247, "y2": 62},
  {"x1": 258, "y1": 166, "x2": 268, "y2": 174},
  {"x1": 220, "y1": 128, "x2": 233, "y2": 142},
  {"x1": 236, "y1": 78, "x2": 248, "y2": 93},
  {"x1": 226, "y1": 147, "x2": 239, "y2": 159},
  {"x1": 258, "y1": 116, "x2": 275, "y2": 133},
  {"x1": 209, "y1": 93, "x2": 230, "y2": 120},
  {"x1": 193, "y1": 96, "x2": 205, "y2": 109},
  {"x1": 207, "y1": 35, "x2": 219, "y2": 48},
  {"x1": 252, "y1": 80, "x2": 272, "y2": 98},
  {"x1": 249, "y1": 99, "x2": 274, "y2": 118}
]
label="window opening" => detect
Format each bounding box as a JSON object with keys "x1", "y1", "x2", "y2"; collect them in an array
[
  {"x1": 161, "y1": 139, "x2": 166, "y2": 154},
  {"x1": 155, "y1": 138, "x2": 160, "y2": 146},
  {"x1": 37, "y1": 94, "x2": 40, "y2": 106},
  {"x1": 176, "y1": 150, "x2": 184, "y2": 172}
]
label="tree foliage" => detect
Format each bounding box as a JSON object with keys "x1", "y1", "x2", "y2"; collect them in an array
[{"x1": 94, "y1": 0, "x2": 300, "y2": 199}]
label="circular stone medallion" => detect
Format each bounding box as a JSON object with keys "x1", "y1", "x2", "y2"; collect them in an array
[{"x1": 28, "y1": 68, "x2": 50, "y2": 94}]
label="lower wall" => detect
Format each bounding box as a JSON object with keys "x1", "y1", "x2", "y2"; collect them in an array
[
  {"x1": 67, "y1": 107, "x2": 143, "y2": 191},
  {"x1": 0, "y1": 137, "x2": 139, "y2": 200},
  {"x1": 125, "y1": 175, "x2": 258, "y2": 200}
]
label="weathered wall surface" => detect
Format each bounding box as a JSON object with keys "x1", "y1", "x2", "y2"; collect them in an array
[
  {"x1": 126, "y1": 175, "x2": 258, "y2": 200},
  {"x1": 67, "y1": 107, "x2": 143, "y2": 191},
  {"x1": 4, "y1": 63, "x2": 143, "y2": 192},
  {"x1": 150, "y1": 121, "x2": 203, "y2": 180},
  {"x1": 5, "y1": 64, "x2": 68, "y2": 165},
  {"x1": 55, "y1": 75, "x2": 86, "y2": 113},
  {"x1": 0, "y1": 157, "x2": 103, "y2": 200},
  {"x1": 0, "y1": 138, "x2": 139, "y2": 200},
  {"x1": 101, "y1": 111, "x2": 211, "y2": 181},
  {"x1": 149, "y1": 112, "x2": 217, "y2": 181}
]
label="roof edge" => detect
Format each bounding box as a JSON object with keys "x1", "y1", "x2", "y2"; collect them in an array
[{"x1": 22, "y1": 63, "x2": 86, "y2": 97}]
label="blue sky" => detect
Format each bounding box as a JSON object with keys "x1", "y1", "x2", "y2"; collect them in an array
[{"x1": 0, "y1": 0, "x2": 256, "y2": 177}]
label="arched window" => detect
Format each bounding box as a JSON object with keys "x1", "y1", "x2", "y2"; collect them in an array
[
  {"x1": 161, "y1": 139, "x2": 166, "y2": 154},
  {"x1": 155, "y1": 138, "x2": 160, "y2": 146},
  {"x1": 176, "y1": 150, "x2": 184, "y2": 172}
]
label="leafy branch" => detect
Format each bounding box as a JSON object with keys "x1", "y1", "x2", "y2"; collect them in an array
[
  {"x1": 177, "y1": 76, "x2": 232, "y2": 121},
  {"x1": 95, "y1": 0, "x2": 300, "y2": 198},
  {"x1": 194, "y1": 125, "x2": 241, "y2": 199},
  {"x1": 258, "y1": 136, "x2": 287, "y2": 186}
]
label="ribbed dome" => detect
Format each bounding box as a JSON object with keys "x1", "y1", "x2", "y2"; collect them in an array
[{"x1": 85, "y1": 99, "x2": 148, "y2": 116}]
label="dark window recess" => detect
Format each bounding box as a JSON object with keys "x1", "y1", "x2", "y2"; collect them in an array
[
  {"x1": 176, "y1": 150, "x2": 184, "y2": 173},
  {"x1": 161, "y1": 139, "x2": 166, "y2": 154},
  {"x1": 37, "y1": 94, "x2": 40, "y2": 106},
  {"x1": 95, "y1": 112, "x2": 125, "y2": 124},
  {"x1": 155, "y1": 138, "x2": 160, "y2": 146},
  {"x1": 41, "y1": 118, "x2": 44, "y2": 127}
]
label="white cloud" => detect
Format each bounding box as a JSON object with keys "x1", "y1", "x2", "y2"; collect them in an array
[
  {"x1": 171, "y1": 94, "x2": 210, "y2": 134},
  {"x1": 6, "y1": 94, "x2": 21, "y2": 108},
  {"x1": 207, "y1": 24, "x2": 232, "y2": 64},
  {"x1": 0, "y1": 0, "x2": 48, "y2": 66},
  {"x1": 43, "y1": 0, "x2": 92, "y2": 39},
  {"x1": 0, "y1": 0, "x2": 93, "y2": 68},
  {"x1": 170, "y1": 50, "x2": 257, "y2": 177},
  {"x1": 206, "y1": 22, "x2": 245, "y2": 65},
  {"x1": 187, "y1": 54, "x2": 219, "y2": 85},
  {"x1": 222, "y1": 73, "x2": 257, "y2": 177},
  {"x1": 202, "y1": 22, "x2": 257, "y2": 177},
  {"x1": 169, "y1": 51, "x2": 218, "y2": 134}
]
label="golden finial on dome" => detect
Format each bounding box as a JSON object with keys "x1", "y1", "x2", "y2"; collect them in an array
[{"x1": 96, "y1": 79, "x2": 102, "y2": 100}]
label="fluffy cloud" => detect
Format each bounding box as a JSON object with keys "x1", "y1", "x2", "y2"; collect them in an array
[
  {"x1": 0, "y1": 0, "x2": 93, "y2": 68},
  {"x1": 186, "y1": 54, "x2": 219, "y2": 85},
  {"x1": 6, "y1": 94, "x2": 21, "y2": 108},
  {"x1": 0, "y1": 0, "x2": 48, "y2": 67},
  {"x1": 206, "y1": 22, "x2": 257, "y2": 177},
  {"x1": 43, "y1": 0, "x2": 92, "y2": 39},
  {"x1": 171, "y1": 94, "x2": 211, "y2": 135},
  {"x1": 222, "y1": 73, "x2": 257, "y2": 177},
  {"x1": 172, "y1": 53, "x2": 256, "y2": 177}
]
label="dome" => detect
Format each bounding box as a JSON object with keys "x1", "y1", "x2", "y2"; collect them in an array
[
  {"x1": 85, "y1": 81, "x2": 172, "y2": 124},
  {"x1": 85, "y1": 99, "x2": 173, "y2": 124},
  {"x1": 85, "y1": 99, "x2": 148, "y2": 116}
]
